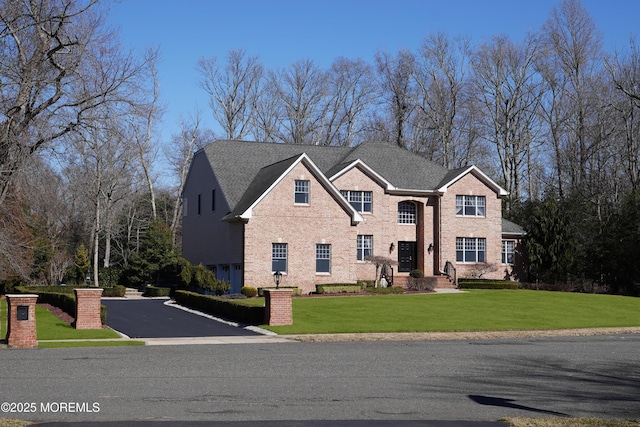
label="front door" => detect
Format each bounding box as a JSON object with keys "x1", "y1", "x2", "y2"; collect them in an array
[{"x1": 398, "y1": 241, "x2": 417, "y2": 273}]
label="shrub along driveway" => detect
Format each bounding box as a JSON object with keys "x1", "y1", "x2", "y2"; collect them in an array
[{"x1": 102, "y1": 298, "x2": 261, "y2": 338}]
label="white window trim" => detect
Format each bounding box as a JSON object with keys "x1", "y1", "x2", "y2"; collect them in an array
[
  {"x1": 456, "y1": 195, "x2": 486, "y2": 218},
  {"x1": 398, "y1": 201, "x2": 417, "y2": 224},
  {"x1": 456, "y1": 237, "x2": 487, "y2": 264},
  {"x1": 294, "y1": 180, "x2": 310, "y2": 205},
  {"x1": 272, "y1": 243, "x2": 288, "y2": 273},
  {"x1": 357, "y1": 235, "x2": 373, "y2": 262},
  {"x1": 315, "y1": 243, "x2": 331, "y2": 274},
  {"x1": 341, "y1": 190, "x2": 373, "y2": 214},
  {"x1": 502, "y1": 240, "x2": 515, "y2": 265}
]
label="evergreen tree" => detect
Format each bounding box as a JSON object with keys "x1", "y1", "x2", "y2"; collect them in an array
[
  {"x1": 521, "y1": 196, "x2": 575, "y2": 283},
  {"x1": 122, "y1": 220, "x2": 181, "y2": 287},
  {"x1": 74, "y1": 244, "x2": 91, "y2": 285}
]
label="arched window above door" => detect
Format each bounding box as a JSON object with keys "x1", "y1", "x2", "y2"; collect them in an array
[{"x1": 398, "y1": 201, "x2": 416, "y2": 224}]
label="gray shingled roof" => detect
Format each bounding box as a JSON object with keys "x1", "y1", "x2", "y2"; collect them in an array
[
  {"x1": 202, "y1": 140, "x2": 457, "y2": 214},
  {"x1": 502, "y1": 218, "x2": 526, "y2": 235},
  {"x1": 202, "y1": 140, "x2": 351, "y2": 211}
]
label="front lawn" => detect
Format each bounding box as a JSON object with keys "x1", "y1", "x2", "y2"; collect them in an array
[
  {"x1": 2, "y1": 298, "x2": 121, "y2": 344},
  {"x1": 35, "y1": 305, "x2": 120, "y2": 340},
  {"x1": 264, "y1": 290, "x2": 640, "y2": 334}
]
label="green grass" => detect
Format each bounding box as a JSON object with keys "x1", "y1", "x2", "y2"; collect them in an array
[
  {"x1": 2, "y1": 298, "x2": 126, "y2": 347},
  {"x1": 264, "y1": 290, "x2": 640, "y2": 334},
  {"x1": 38, "y1": 340, "x2": 145, "y2": 349},
  {"x1": 35, "y1": 305, "x2": 120, "y2": 340}
]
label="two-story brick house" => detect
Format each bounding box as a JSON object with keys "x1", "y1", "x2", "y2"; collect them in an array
[{"x1": 181, "y1": 139, "x2": 525, "y2": 294}]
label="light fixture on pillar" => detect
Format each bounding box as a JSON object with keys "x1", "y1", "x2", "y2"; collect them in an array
[
  {"x1": 389, "y1": 242, "x2": 395, "y2": 253},
  {"x1": 273, "y1": 270, "x2": 282, "y2": 289},
  {"x1": 428, "y1": 243, "x2": 434, "y2": 254}
]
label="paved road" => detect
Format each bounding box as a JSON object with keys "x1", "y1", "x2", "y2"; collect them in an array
[
  {"x1": 101, "y1": 298, "x2": 260, "y2": 338},
  {"x1": 1, "y1": 334, "x2": 638, "y2": 424}
]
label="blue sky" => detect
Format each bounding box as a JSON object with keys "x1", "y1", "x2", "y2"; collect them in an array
[{"x1": 107, "y1": 0, "x2": 640, "y2": 145}]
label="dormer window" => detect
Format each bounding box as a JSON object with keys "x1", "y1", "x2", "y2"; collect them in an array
[
  {"x1": 295, "y1": 180, "x2": 309, "y2": 204},
  {"x1": 456, "y1": 195, "x2": 485, "y2": 217}
]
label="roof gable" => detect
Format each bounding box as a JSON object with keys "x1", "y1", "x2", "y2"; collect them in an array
[
  {"x1": 437, "y1": 165, "x2": 508, "y2": 196},
  {"x1": 222, "y1": 153, "x2": 363, "y2": 224},
  {"x1": 196, "y1": 140, "x2": 508, "y2": 218}
]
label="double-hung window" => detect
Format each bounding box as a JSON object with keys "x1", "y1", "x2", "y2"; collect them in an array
[
  {"x1": 357, "y1": 235, "x2": 373, "y2": 261},
  {"x1": 398, "y1": 201, "x2": 417, "y2": 224},
  {"x1": 316, "y1": 244, "x2": 331, "y2": 273},
  {"x1": 456, "y1": 195, "x2": 486, "y2": 217},
  {"x1": 341, "y1": 190, "x2": 372, "y2": 213},
  {"x1": 456, "y1": 237, "x2": 486, "y2": 263},
  {"x1": 295, "y1": 180, "x2": 309, "y2": 204},
  {"x1": 272, "y1": 243, "x2": 287, "y2": 272},
  {"x1": 502, "y1": 240, "x2": 515, "y2": 265}
]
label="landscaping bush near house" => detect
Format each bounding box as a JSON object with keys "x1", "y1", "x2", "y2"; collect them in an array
[
  {"x1": 257, "y1": 286, "x2": 302, "y2": 296},
  {"x1": 101, "y1": 285, "x2": 126, "y2": 297},
  {"x1": 241, "y1": 286, "x2": 258, "y2": 298},
  {"x1": 357, "y1": 280, "x2": 375, "y2": 288},
  {"x1": 365, "y1": 286, "x2": 405, "y2": 294},
  {"x1": 316, "y1": 284, "x2": 362, "y2": 294},
  {"x1": 407, "y1": 277, "x2": 437, "y2": 292},
  {"x1": 409, "y1": 269, "x2": 424, "y2": 278},
  {"x1": 143, "y1": 285, "x2": 171, "y2": 297},
  {"x1": 174, "y1": 290, "x2": 265, "y2": 325},
  {"x1": 458, "y1": 279, "x2": 520, "y2": 289}
]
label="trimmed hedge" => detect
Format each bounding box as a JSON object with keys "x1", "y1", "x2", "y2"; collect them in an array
[
  {"x1": 102, "y1": 286, "x2": 126, "y2": 297},
  {"x1": 13, "y1": 286, "x2": 108, "y2": 325},
  {"x1": 458, "y1": 279, "x2": 520, "y2": 290},
  {"x1": 357, "y1": 280, "x2": 375, "y2": 288},
  {"x1": 257, "y1": 286, "x2": 302, "y2": 297},
  {"x1": 174, "y1": 290, "x2": 265, "y2": 325},
  {"x1": 10, "y1": 284, "x2": 125, "y2": 297},
  {"x1": 316, "y1": 284, "x2": 362, "y2": 294},
  {"x1": 143, "y1": 285, "x2": 171, "y2": 297}
]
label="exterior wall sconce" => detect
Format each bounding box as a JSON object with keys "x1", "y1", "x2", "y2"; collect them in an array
[
  {"x1": 273, "y1": 270, "x2": 282, "y2": 289},
  {"x1": 428, "y1": 243, "x2": 434, "y2": 254},
  {"x1": 389, "y1": 242, "x2": 395, "y2": 253}
]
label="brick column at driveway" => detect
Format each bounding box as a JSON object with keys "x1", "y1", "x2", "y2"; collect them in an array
[
  {"x1": 6, "y1": 294, "x2": 38, "y2": 348},
  {"x1": 74, "y1": 288, "x2": 104, "y2": 329},
  {"x1": 263, "y1": 289, "x2": 293, "y2": 326}
]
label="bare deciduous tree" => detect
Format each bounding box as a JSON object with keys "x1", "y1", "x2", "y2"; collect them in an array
[
  {"x1": 197, "y1": 49, "x2": 263, "y2": 140},
  {"x1": 271, "y1": 59, "x2": 328, "y2": 145},
  {"x1": 413, "y1": 33, "x2": 470, "y2": 167},
  {"x1": 472, "y1": 34, "x2": 544, "y2": 206},
  {"x1": 166, "y1": 112, "x2": 212, "y2": 244},
  {"x1": 540, "y1": 0, "x2": 604, "y2": 191},
  {"x1": 374, "y1": 49, "x2": 416, "y2": 149},
  {"x1": 320, "y1": 57, "x2": 376, "y2": 146},
  {"x1": 0, "y1": 0, "x2": 149, "y2": 205}
]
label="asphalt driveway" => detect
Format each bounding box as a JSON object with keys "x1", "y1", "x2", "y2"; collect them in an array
[{"x1": 101, "y1": 298, "x2": 261, "y2": 338}]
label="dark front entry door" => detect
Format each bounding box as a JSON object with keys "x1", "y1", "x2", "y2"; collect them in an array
[{"x1": 398, "y1": 241, "x2": 417, "y2": 273}]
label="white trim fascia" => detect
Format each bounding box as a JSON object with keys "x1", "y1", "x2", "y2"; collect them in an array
[
  {"x1": 329, "y1": 159, "x2": 397, "y2": 191},
  {"x1": 437, "y1": 165, "x2": 509, "y2": 196},
  {"x1": 240, "y1": 153, "x2": 364, "y2": 224}
]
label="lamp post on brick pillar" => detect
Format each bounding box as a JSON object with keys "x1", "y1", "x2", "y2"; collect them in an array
[
  {"x1": 273, "y1": 270, "x2": 282, "y2": 289},
  {"x1": 264, "y1": 271, "x2": 292, "y2": 326}
]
